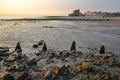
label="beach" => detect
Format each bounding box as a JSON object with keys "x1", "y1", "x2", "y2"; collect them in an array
[
  {"x1": 0, "y1": 17, "x2": 120, "y2": 54},
  {"x1": 0, "y1": 17, "x2": 120, "y2": 80}
]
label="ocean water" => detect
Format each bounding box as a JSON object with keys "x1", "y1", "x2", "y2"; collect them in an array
[{"x1": 0, "y1": 18, "x2": 120, "y2": 55}]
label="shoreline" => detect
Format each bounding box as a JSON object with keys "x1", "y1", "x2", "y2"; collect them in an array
[{"x1": 1, "y1": 16, "x2": 120, "y2": 21}]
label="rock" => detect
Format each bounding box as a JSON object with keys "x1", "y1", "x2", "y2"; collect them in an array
[
  {"x1": 27, "y1": 58, "x2": 37, "y2": 66},
  {"x1": 0, "y1": 71, "x2": 6, "y2": 79},
  {"x1": 6, "y1": 66, "x2": 16, "y2": 72},
  {"x1": 70, "y1": 41, "x2": 76, "y2": 52},
  {"x1": 0, "y1": 47, "x2": 9, "y2": 57},
  {"x1": 38, "y1": 40, "x2": 44, "y2": 45},
  {"x1": 3, "y1": 74, "x2": 15, "y2": 80},
  {"x1": 0, "y1": 47, "x2": 9, "y2": 53},
  {"x1": 33, "y1": 44, "x2": 38, "y2": 48},
  {"x1": 44, "y1": 70, "x2": 53, "y2": 79},
  {"x1": 17, "y1": 64, "x2": 26, "y2": 71},
  {"x1": 94, "y1": 60, "x2": 102, "y2": 66},
  {"x1": 0, "y1": 52, "x2": 9, "y2": 57},
  {"x1": 0, "y1": 57, "x2": 3, "y2": 61},
  {"x1": 82, "y1": 61, "x2": 93, "y2": 72},
  {"x1": 58, "y1": 64, "x2": 71, "y2": 79},
  {"x1": 94, "y1": 73, "x2": 101, "y2": 80},
  {"x1": 35, "y1": 53, "x2": 41, "y2": 56},
  {"x1": 43, "y1": 26, "x2": 54, "y2": 28},
  {"x1": 86, "y1": 53, "x2": 94, "y2": 59},
  {"x1": 15, "y1": 42, "x2": 22, "y2": 53},
  {"x1": 99, "y1": 45, "x2": 105, "y2": 54},
  {"x1": 42, "y1": 42, "x2": 47, "y2": 53},
  {"x1": 15, "y1": 71, "x2": 33, "y2": 80},
  {"x1": 116, "y1": 68, "x2": 120, "y2": 73},
  {"x1": 6, "y1": 55, "x2": 16, "y2": 62}
]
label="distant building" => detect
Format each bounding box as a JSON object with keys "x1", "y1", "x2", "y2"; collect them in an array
[
  {"x1": 105, "y1": 12, "x2": 120, "y2": 17},
  {"x1": 93, "y1": 12, "x2": 103, "y2": 16},
  {"x1": 84, "y1": 11, "x2": 94, "y2": 16},
  {"x1": 69, "y1": 9, "x2": 120, "y2": 17},
  {"x1": 84, "y1": 11, "x2": 103, "y2": 16},
  {"x1": 69, "y1": 9, "x2": 84, "y2": 16}
]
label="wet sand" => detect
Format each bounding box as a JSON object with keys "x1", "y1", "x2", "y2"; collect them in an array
[
  {"x1": 0, "y1": 17, "x2": 120, "y2": 80},
  {"x1": 0, "y1": 18, "x2": 120, "y2": 55}
]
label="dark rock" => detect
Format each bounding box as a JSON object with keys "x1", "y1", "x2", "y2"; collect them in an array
[
  {"x1": 6, "y1": 55, "x2": 16, "y2": 62},
  {"x1": 3, "y1": 74, "x2": 15, "y2": 80},
  {"x1": 35, "y1": 53, "x2": 41, "y2": 56},
  {"x1": 0, "y1": 58, "x2": 3, "y2": 61},
  {"x1": 43, "y1": 26, "x2": 54, "y2": 28},
  {"x1": 44, "y1": 70, "x2": 53, "y2": 80},
  {"x1": 0, "y1": 53, "x2": 9, "y2": 57},
  {"x1": 0, "y1": 47, "x2": 9, "y2": 53},
  {"x1": 42, "y1": 42, "x2": 47, "y2": 53},
  {"x1": 27, "y1": 58, "x2": 37, "y2": 66},
  {"x1": 70, "y1": 41, "x2": 76, "y2": 52},
  {"x1": 7, "y1": 66, "x2": 16, "y2": 72},
  {"x1": 32, "y1": 44, "x2": 38, "y2": 48},
  {"x1": 38, "y1": 40, "x2": 44, "y2": 45},
  {"x1": 17, "y1": 64, "x2": 26, "y2": 71},
  {"x1": 15, "y1": 42, "x2": 22, "y2": 53},
  {"x1": 16, "y1": 71, "x2": 33, "y2": 80},
  {"x1": 99, "y1": 45, "x2": 105, "y2": 54}
]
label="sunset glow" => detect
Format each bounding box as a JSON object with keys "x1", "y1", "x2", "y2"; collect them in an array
[{"x1": 0, "y1": 0, "x2": 120, "y2": 17}]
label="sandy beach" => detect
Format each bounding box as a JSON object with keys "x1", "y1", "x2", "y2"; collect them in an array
[
  {"x1": 0, "y1": 17, "x2": 120, "y2": 55},
  {"x1": 0, "y1": 17, "x2": 120, "y2": 80}
]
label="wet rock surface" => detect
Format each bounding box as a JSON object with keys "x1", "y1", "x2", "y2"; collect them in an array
[{"x1": 0, "y1": 41, "x2": 120, "y2": 80}]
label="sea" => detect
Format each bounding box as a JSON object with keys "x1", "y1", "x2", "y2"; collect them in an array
[{"x1": 0, "y1": 16, "x2": 120, "y2": 55}]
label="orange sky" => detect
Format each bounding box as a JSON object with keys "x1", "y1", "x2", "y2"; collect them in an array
[
  {"x1": 0, "y1": 0, "x2": 120, "y2": 17},
  {"x1": 0, "y1": 0, "x2": 71, "y2": 17}
]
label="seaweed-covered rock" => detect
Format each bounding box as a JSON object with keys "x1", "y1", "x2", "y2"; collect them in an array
[
  {"x1": 6, "y1": 55, "x2": 16, "y2": 62},
  {"x1": 44, "y1": 70, "x2": 53, "y2": 79},
  {"x1": 82, "y1": 61, "x2": 93, "y2": 72},
  {"x1": 17, "y1": 64, "x2": 26, "y2": 72},
  {"x1": 15, "y1": 71, "x2": 33, "y2": 80},
  {"x1": 3, "y1": 74, "x2": 15, "y2": 80},
  {"x1": 0, "y1": 47, "x2": 9, "y2": 53},
  {"x1": 6, "y1": 66, "x2": 16, "y2": 72},
  {"x1": 86, "y1": 53, "x2": 94, "y2": 59},
  {"x1": 27, "y1": 58, "x2": 37, "y2": 66}
]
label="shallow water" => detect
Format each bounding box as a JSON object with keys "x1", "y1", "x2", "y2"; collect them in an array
[{"x1": 0, "y1": 20, "x2": 120, "y2": 55}]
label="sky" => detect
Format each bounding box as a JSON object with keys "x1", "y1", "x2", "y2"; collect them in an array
[{"x1": 0, "y1": 0, "x2": 120, "y2": 17}]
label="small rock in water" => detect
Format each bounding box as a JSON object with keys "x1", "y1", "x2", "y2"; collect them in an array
[
  {"x1": 70, "y1": 41, "x2": 76, "y2": 52},
  {"x1": 42, "y1": 42, "x2": 47, "y2": 53},
  {"x1": 15, "y1": 42, "x2": 22, "y2": 53},
  {"x1": 32, "y1": 44, "x2": 38, "y2": 48},
  {"x1": 38, "y1": 40, "x2": 44, "y2": 45},
  {"x1": 99, "y1": 45, "x2": 105, "y2": 54}
]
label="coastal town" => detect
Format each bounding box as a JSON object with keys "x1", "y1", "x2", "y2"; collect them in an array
[{"x1": 69, "y1": 9, "x2": 120, "y2": 17}]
